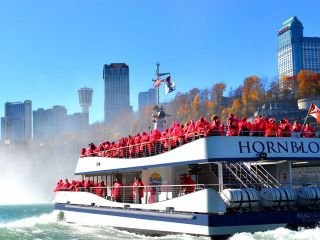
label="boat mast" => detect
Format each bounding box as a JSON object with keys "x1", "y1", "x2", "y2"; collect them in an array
[
  {"x1": 156, "y1": 62, "x2": 160, "y2": 108},
  {"x1": 152, "y1": 62, "x2": 170, "y2": 132}
]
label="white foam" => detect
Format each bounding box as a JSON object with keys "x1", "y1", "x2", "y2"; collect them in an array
[
  {"x1": 0, "y1": 210, "x2": 58, "y2": 228},
  {"x1": 230, "y1": 227, "x2": 320, "y2": 240}
]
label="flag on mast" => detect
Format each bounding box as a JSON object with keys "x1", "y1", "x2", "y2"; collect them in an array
[
  {"x1": 153, "y1": 79, "x2": 162, "y2": 89},
  {"x1": 309, "y1": 103, "x2": 320, "y2": 123},
  {"x1": 164, "y1": 76, "x2": 176, "y2": 95}
]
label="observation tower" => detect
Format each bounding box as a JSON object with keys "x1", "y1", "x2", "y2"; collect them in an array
[{"x1": 78, "y1": 87, "x2": 93, "y2": 114}]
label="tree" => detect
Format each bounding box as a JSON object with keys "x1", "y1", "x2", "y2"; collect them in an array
[
  {"x1": 297, "y1": 70, "x2": 320, "y2": 98},
  {"x1": 242, "y1": 76, "x2": 264, "y2": 116},
  {"x1": 211, "y1": 83, "x2": 226, "y2": 115},
  {"x1": 265, "y1": 79, "x2": 280, "y2": 102},
  {"x1": 281, "y1": 75, "x2": 298, "y2": 99},
  {"x1": 191, "y1": 95, "x2": 200, "y2": 120}
]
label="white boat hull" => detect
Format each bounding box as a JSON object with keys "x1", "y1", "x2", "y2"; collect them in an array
[{"x1": 55, "y1": 203, "x2": 288, "y2": 237}]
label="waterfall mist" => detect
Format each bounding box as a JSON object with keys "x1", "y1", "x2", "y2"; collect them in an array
[{"x1": 0, "y1": 141, "x2": 78, "y2": 205}]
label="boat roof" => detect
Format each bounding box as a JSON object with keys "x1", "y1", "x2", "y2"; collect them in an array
[{"x1": 75, "y1": 136, "x2": 320, "y2": 175}]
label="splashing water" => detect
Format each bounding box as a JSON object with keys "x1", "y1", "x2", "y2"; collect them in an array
[
  {"x1": 229, "y1": 227, "x2": 320, "y2": 240},
  {"x1": 0, "y1": 204, "x2": 319, "y2": 240}
]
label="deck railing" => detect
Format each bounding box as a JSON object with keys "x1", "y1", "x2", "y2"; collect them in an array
[
  {"x1": 58, "y1": 182, "x2": 280, "y2": 204},
  {"x1": 81, "y1": 130, "x2": 320, "y2": 159},
  {"x1": 82, "y1": 133, "x2": 205, "y2": 159}
]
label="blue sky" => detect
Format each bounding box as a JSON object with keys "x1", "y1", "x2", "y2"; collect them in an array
[{"x1": 0, "y1": 0, "x2": 319, "y2": 123}]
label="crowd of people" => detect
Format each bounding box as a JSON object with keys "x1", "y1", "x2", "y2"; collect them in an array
[
  {"x1": 53, "y1": 179, "x2": 107, "y2": 197},
  {"x1": 80, "y1": 114, "x2": 318, "y2": 158},
  {"x1": 53, "y1": 178, "x2": 145, "y2": 202},
  {"x1": 54, "y1": 174, "x2": 195, "y2": 204}
]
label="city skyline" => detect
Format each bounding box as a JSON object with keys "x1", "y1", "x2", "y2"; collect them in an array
[{"x1": 0, "y1": 1, "x2": 320, "y2": 124}]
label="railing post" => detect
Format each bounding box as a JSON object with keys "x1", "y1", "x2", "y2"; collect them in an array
[
  {"x1": 145, "y1": 186, "x2": 148, "y2": 204},
  {"x1": 135, "y1": 187, "x2": 139, "y2": 204},
  {"x1": 218, "y1": 162, "x2": 224, "y2": 192},
  {"x1": 287, "y1": 161, "x2": 293, "y2": 187},
  {"x1": 155, "y1": 186, "x2": 159, "y2": 203}
]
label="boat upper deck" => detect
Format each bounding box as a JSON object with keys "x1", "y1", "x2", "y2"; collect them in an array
[{"x1": 75, "y1": 135, "x2": 320, "y2": 175}]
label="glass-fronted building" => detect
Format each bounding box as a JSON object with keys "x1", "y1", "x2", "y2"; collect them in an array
[
  {"x1": 278, "y1": 16, "x2": 320, "y2": 80},
  {"x1": 1, "y1": 100, "x2": 32, "y2": 142},
  {"x1": 103, "y1": 63, "x2": 131, "y2": 123}
]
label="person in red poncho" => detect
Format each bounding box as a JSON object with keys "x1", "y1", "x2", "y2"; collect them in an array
[
  {"x1": 301, "y1": 123, "x2": 316, "y2": 138},
  {"x1": 209, "y1": 115, "x2": 224, "y2": 136},
  {"x1": 69, "y1": 180, "x2": 77, "y2": 191},
  {"x1": 278, "y1": 119, "x2": 292, "y2": 137},
  {"x1": 195, "y1": 116, "x2": 209, "y2": 137},
  {"x1": 160, "y1": 128, "x2": 170, "y2": 152},
  {"x1": 134, "y1": 134, "x2": 142, "y2": 157},
  {"x1": 149, "y1": 129, "x2": 162, "y2": 155},
  {"x1": 252, "y1": 116, "x2": 267, "y2": 136},
  {"x1": 265, "y1": 118, "x2": 278, "y2": 137},
  {"x1": 54, "y1": 179, "x2": 64, "y2": 192},
  {"x1": 140, "y1": 132, "x2": 150, "y2": 156},
  {"x1": 63, "y1": 179, "x2": 71, "y2": 191},
  {"x1": 80, "y1": 148, "x2": 86, "y2": 157},
  {"x1": 132, "y1": 177, "x2": 144, "y2": 204},
  {"x1": 185, "y1": 120, "x2": 197, "y2": 141},
  {"x1": 75, "y1": 180, "x2": 84, "y2": 192},
  {"x1": 112, "y1": 178, "x2": 124, "y2": 202},
  {"x1": 127, "y1": 135, "x2": 135, "y2": 157},
  {"x1": 180, "y1": 174, "x2": 195, "y2": 195},
  {"x1": 86, "y1": 143, "x2": 97, "y2": 157},
  {"x1": 292, "y1": 121, "x2": 303, "y2": 137},
  {"x1": 170, "y1": 123, "x2": 184, "y2": 148},
  {"x1": 226, "y1": 114, "x2": 239, "y2": 136},
  {"x1": 95, "y1": 181, "x2": 106, "y2": 197},
  {"x1": 239, "y1": 117, "x2": 251, "y2": 136}
]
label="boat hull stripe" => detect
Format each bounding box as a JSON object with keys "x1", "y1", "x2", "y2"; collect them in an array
[{"x1": 55, "y1": 204, "x2": 320, "y2": 227}]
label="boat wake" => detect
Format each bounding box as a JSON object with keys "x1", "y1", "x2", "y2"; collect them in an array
[{"x1": 0, "y1": 210, "x2": 209, "y2": 240}]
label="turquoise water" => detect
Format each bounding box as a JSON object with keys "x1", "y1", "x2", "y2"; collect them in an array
[{"x1": 0, "y1": 204, "x2": 319, "y2": 240}]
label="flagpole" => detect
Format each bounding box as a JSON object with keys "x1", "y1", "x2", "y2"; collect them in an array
[
  {"x1": 156, "y1": 62, "x2": 160, "y2": 107},
  {"x1": 301, "y1": 103, "x2": 312, "y2": 131}
]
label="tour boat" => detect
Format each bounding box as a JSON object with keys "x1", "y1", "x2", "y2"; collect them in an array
[
  {"x1": 54, "y1": 64, "x2": 320, "y2": 238},
  {"x1": 54, "y1": 134, "x2": 320, "y2": 238}
]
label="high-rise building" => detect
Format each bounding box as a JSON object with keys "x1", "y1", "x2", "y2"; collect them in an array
[
  {"x1": 138, "y1": 88, "x2": 156, "y2": 113},
  {"x1": 33, "y1": 105, "x2": 67, "y2": 140},
  {"x1": 1, "y1": 100, "x2": 32, "y2": 142},
  {"x1": 278, "y1": 16, "x2": 320, "y2": 80},
  {"x1": 33, "y1": 108, "x2": 54, "y2": 140},
  {"x1": 65, "y1": 112, "x2": 89, "y2": 133},
  {"x1": 52, "y1": 105, "x2": 68, "y2": 135},
  {"x1": 103, "y1": 63, "x2": 130, "y2": 123},
  {"x1": 33, "y1": 105, "x2": 88, "y2": 140}
]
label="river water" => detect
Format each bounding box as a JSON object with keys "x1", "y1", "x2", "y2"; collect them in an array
[{"x1": 0, "y1": 204, "x2": 319, "y2": 240}]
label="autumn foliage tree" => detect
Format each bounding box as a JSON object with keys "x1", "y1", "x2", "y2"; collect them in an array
[
  {"x1": 211, "y1": 83, "x2": 226, "y2": 116},
  {"x1": 297, "y1": 70, "x2": 320, "y2": 98},
  {"x1": 241, "y1": 76, "x2": 264, "y2": 116}
]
